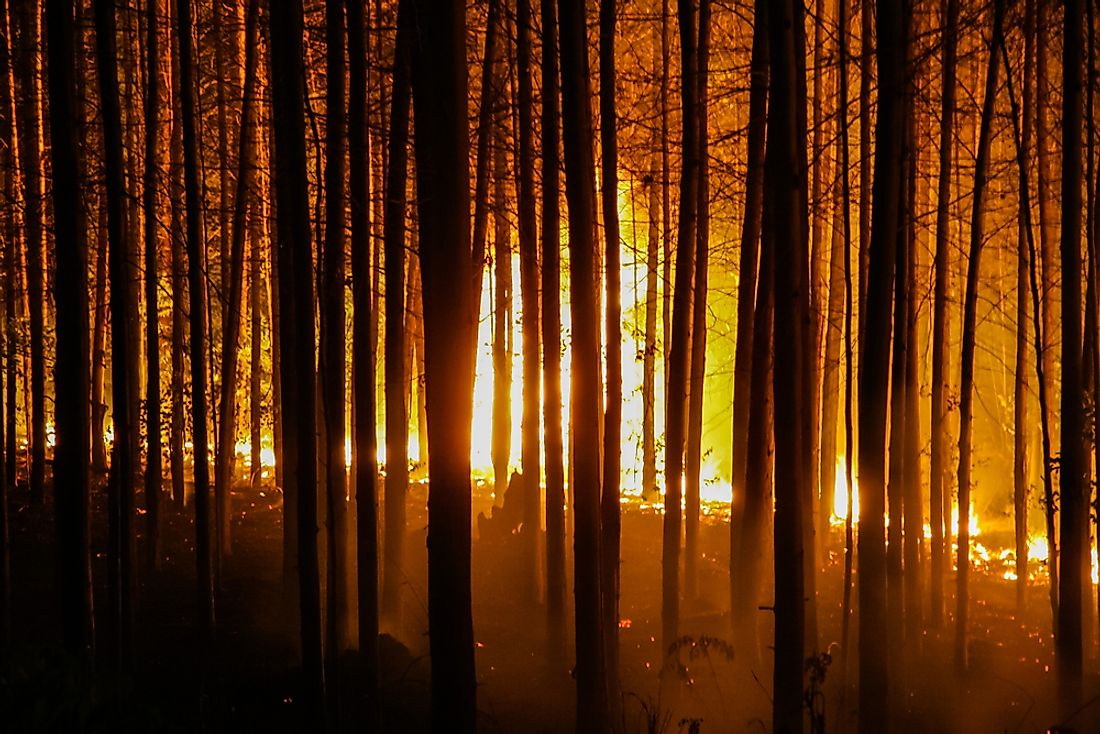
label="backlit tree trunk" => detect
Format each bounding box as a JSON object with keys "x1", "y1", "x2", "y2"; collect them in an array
[
  {"x1": 559, "y1": 0, "x2": 607, "y2": 726},
  {"x1": 48, "y1": 0, "x2": 93, "y2": 659},
  {"x1": 410, "y1": 0, "x2": 478, "y2": 728}
]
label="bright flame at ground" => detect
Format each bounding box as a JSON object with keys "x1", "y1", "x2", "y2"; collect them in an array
[{"x1": 831, "y1": 456, "x2": 858, "y2": 524}]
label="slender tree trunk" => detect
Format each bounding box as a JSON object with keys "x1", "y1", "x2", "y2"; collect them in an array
[
  {"x1": 269, "y1": 0, "x2": 325, "y2": 720},
  {"x1": 516, "y1": 0, "x2": 541, "y2": 608},
  {"x1": 929, "y1": 0, "x2": 959, "y2": 631},
  {"x1": 12, "y1": 0, "x2": 43, "y2": 501},
  {"x1": 858, "y1": 0, "x2": 872, "y2": 321},
  {"x1": 541, "y1": 0, "x2": 566, "y2": 652},
  {"x1": 176, "y1": 0, "x2": 215, "y2": 645},
  {"x1": 820, "y1": 140, "x2": 845, "y2": 547},
  {"x1": 858, "y1": 0, "x2": 907, "y2": 728},
  {"x1": 0, "y1": 0, "x2": 13, "y2": 646},
  {"x1": 0, "y1": 0, "x2": 15, "y2": 493},
  {"x1": 1036, "y1": 0, "x2": 1058, "y2": 465},
  {"x1": 320, "y1": 0, "x2": 348, "y2": 716},
  {"x1": 662, "y1": 0, "x2": 699, "y2": 650},
  {"x1": 381, "y1": 0, "x2": 411, "y2": 627},
  {"x1": 1057, "y1": 0, "x2": 1086, "y2": 713},
  {"x1": 559, "y1": 0, "x2": 607, "y2": 727},
  {"x1": 661, "y1": 0, "x2": 671, "y2": 376},
  {"x1": 96, "y1": 0, "x2": 137, "y2": 668},
  {"x1": 48, "y1": 0, "x2": 93, "y2": 660},
  {"x1": 168, "y1": 0, "x2": 186, "y2": 507},
  {"x1": 730, "y1": 0, "x2": 767, "y2": 615},
  {"x1": 410, "y1": 1, "x2": 478, "y2": 728},
  {"x1": 684, "y1": 0, "x2": 710, "y2": 606},
  {"x1": 212, "y1": 0, "x2": 260, "y2": 568},
  {"x1": 249, "y1": 198, "x2": 263, "y2": 489},
  {"x1": 490, "y1": 83, "x2": 511, "y2": 502},
  {"x1": 471, "y1": 0, "x2": 501, "y2": 319},
  {"x1": 767, "y1": 3, "x2": 809, "y2": 731},
  {"x1": 598, "y1": 0, "x2": 621, "y2": 698},
  {"x1": 143, "y1": 0, "x2": 164, "y2": 570},
  {"x1": 348, "y1": 0, "x2": 380, "y2": 723},
  {"x1": 956, "y1": 0, "x2": 1004, "y2": 671}
]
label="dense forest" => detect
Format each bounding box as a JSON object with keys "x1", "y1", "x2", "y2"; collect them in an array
[{"x1": 0, "y1": 0, "x2": 1097, "y2": 731}]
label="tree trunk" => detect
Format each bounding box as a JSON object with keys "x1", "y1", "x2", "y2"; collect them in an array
[
  {"x1": 541, "y1": 0, "x2": 566, "y2": 653},
  {"x1": 1057, "y1": 0, "x2": 1085, "y2": 713},
  {"x1": 766, "y1": 1, "x2": 808, "y2": 730},
  {"x1": 269, "y1": 0, "x2": 325, "y2": 720},
  {"x1": 320, "y1": 0, "x2": 348, "y2": 715},
  {"x1": 12, "y1": 0, "x2": 43, "y2": 501},
  {"x1": 558, "y1": 0, "x2": 607, "y2": 727},
  {"x1": 410, "y1": 0, "x2": 478, "y2": 728},
  {"x1": 47, "y1": 0, "x2": 93, "y2": 659},
  {"x1": 0, "y1": 0, "x2": 13, "y2": 645},
  {"x1": 684, "y1": 0, "x2": 710, "y2": 606},
  {"x1": 955, "y1": 0, "x2": 1004, "y2": 672},
  {"x1": 213, "y1": 0, "x2": 260, "y2": 569},
  {"x1": 662, "y1": 0, "x2": 699, "y2": 650},
  {"x1": 381, "y1": 0, "x2": 411, "y2": 627},
  {"x1": 730, "y1": 0, "x2": 767, "y2": 616},
  {"x1": 168, "y1": 0, "x2": 187, "y2": 507},
  {"x1": 491, "y1": 78, "x2": 511, "y2": 502},
  {"x1": 348, "y1": 0, "x2": 380, "y2": 722},
  {"x1": 96, "y1": 0, "x2": 136, "y2": 667},
  {"x1": 858, "y1": 0, "x2": 907, "y2": 727},
  {"x1": 598, "y1": 0, "x2": 621, "y2": 698},
  {"x1": 143, "y1": 0, "x2": 163, "y2": 570},
  {"x1": 929, "y1": 0, "x2": 959, "y2": 631},
  {"x1": 470, "y1": 0, "x2": 501, "y2": 317}
]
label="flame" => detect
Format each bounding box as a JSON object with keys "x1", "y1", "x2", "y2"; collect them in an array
[{"x1": 831, "y1": 456, "x2": 858, "y2": 525}]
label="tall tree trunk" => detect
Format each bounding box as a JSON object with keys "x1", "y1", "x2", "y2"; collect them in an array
[
  {"x1": 730, "y1": 0, "x2": 767, "y2": 615},
  {"x1": 168, "y1": 0, "x2": 187, "y2": 507},
  {"x1": 767, "y1": 2, "x2": 808, "y2": 731},
  {"x1": 96, "y1": 0, "x2": 136, "y2": 668},
  {"x1": 598, "y1": 0, "x2": 621, "y2": 699},
  {"x1": 410, "y1": 0, "x2": 478, "y2": 728},
  {"x1": 269, "y1": 0, "x2": 325, "y2": 720},
  {"x1": 143, "y1": 0, "x2": 164, "y2": 570},
  {"x1": 858, "y1": 0, "x2": 907, "y2": 727},
  {"x1": 1057, "y1": 0, "x2": 1085, "y2": 713},
  {"x1": 12, "y1": 0, "x2": 43, "y2": 501},
  {"x1": 858, "y1": 0, "x2": 872, "y2": 321},
  {"x1": 662, "y1": 0, "x2": 698, "y2": 650},
  {"x1": 0, "y1": 0, "x2": 15, "y2": 493},
  {"x1": 929, "y1": 0, "x2": 958, "y2": 631},
  {"x1": 955, "y1": 0, "x2": 1003, "y2": 671},
  {"x1": 348, "y1": 0, "x2": 380, "y2": 723},
  {"x1": 470, "y1": 0, "x2": 501, "y2": 316},
  {"x1": 213, "y1": 0, "x2": 260, "y2": 566},
  {"x1": 0, "y1": 0, "x2": 13, "y2": 646},
  {"x1": 490, "y1": 82, "x2": 511, "y2": 502},
  {"x1": 684, "y1": 0, "x2": 710, "y2": 606},
  {"x1": 47, "y1": 0, "x2": 93, "y2": 659},
  {"x1": 320, "y1": 0, "x2": 348, "y2": 715},
  {"x1": 176, "y1": 0, "x2": 215, "y2": 646},
  {"x1": 541, "y1": 0, "x2": 566, "y2": 653},
  {"x1": 1036, "y1": 0, "x2": 1058, "y2": 465},
  {"x1": 559, "y1": 0, "x2": 607, "y2": 727},
  {"x1": 381, "y1": 0, "x2": 411, "y2": 627},
  {"x1": 517, "y1": 0, "x2": 540, "y2": 608}
]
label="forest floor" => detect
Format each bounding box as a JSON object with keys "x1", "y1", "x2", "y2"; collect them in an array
[{"x1": 1, "y1": 469, "x2": 1098, "y2": 733}]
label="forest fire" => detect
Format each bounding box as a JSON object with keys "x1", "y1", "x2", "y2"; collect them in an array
[{"x1": 4, "y1": 0, "x2": 1100, "y2": 732}]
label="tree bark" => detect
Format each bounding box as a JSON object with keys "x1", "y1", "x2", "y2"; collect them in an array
[
  {"x1": 662, "y1": 0, "x2": 698, "y2": 650},
  {"x1": 1057, "y1": 0, "x2": 1085, "y2": 713},
  {"x1": 558, "y1": 0, "x2": 607, "y2": 726},
  {"x1": 410, "y1": 0, "x2": 478, "y2": 728},
  {"x1": 269, "y1": 0, "x2": 325, "y2": 720},
  {"x1": 381, "y1": 0, "x2": 411, "y2": 627},
  {"x1": 12, "y1": 0, "x2": 44, "y2": 501},
  {"x1": 766, "y1": 1, "x2": 809, "y2": 730},
  {"x1": 858, "y1": 0, "x2": 907, "y2": 727},
  {"x1": 47, "y1": 0, "x2": 93, "y2": 660},
  {"x1": 955, "y1": 0, "x2": 1004, "y2": 672},
  {"x1": 176, "y1": 0, "x2": 216, "y2": 645},
  {"x1": 541, "y1": 0, "x2": 566, "y2": 653},
  {"x1": 598, "y1": 0, "x2": 621, "y2": 698}
]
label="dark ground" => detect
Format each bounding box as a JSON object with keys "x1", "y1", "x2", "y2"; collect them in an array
[{"x1": 1, "y1": 464, "x2": 1097, "y2": 733}]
